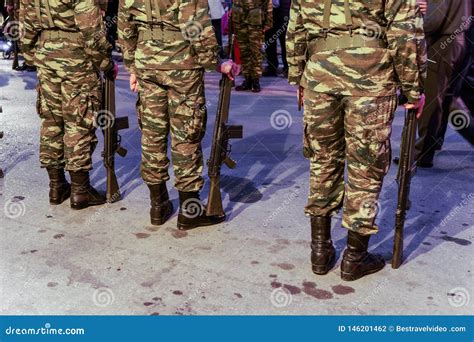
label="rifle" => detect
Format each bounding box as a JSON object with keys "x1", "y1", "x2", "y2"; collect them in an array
[
  {"x1": 11, "y1": 39, "x2": 18, "y2": 70},
  {"x1": 392, "y1": 108, "x2": 417, "y2": 269},
  {"x1": 100, "y1": 73, "x2": 129, "y2": 203},
  {"x1": 206, "y1": 24, "x2": 243, "y2": 217}
]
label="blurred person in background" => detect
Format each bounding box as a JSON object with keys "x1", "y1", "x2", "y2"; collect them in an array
[
  {"x1": 208, "y1": 0, "x2": 225, "y2": 58},
  {"x1": 263, "y1": 0, "x2": 290, "y2": 77},
  {"x1": 414, "y1": 0, "x2": 472, "y2": 168}
]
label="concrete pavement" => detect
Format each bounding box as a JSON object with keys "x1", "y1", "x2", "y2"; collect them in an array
[{"x1": 0, "y1": 60, "x2": 472, "y2": 315}]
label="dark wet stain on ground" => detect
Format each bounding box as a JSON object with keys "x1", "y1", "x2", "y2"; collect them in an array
[
  {"x1": 251, "y1": 261, "x2": 259, "y2": 265},
  {"x1": 269, "y1": 274, "x2": 277, "y2": 278},
  {"x1": 152, "y1": 297, "x2": 161, "y2": 301},
  {"x1": 47, "y1": 282, "x2": 58, "y2": 287},
  {"x1": 120, "y1": 207, "x2": 127, "y2": 211},
  {"x1": 173, "y1": 290, "x2": 183, "y2": 295},
  {"x1": 143, "y1": 302, "x2": 154, "y2": 306},
  {"x1": 53, "y1": 234, "x2": 64, "y2": 239},
  {"x1": 234, "y1": 293, "x2": 243, "y2": 298},
  {"x1": 440, "y1": 231, "x2": 447, "y2": 235},
  {"x1": 283, "y1": 284, "x2": 301, "y2": 295},
  {"x1": 303, "y1": 286, "x2": 333, "y2": 300},
  {"x1": 271, "y1": 263, "x2": 295, "y2": 270},
  {"x1": 12, "y1": 196, "x2": 25, "y2": 202},
  {"x1": 440, "y1": 236, "x2": 471, "y2": 246},
  {"x1": 302, "y1": 281, "x2": 317, "y2": 288},
  {"x1": 46, "y1": 215, "x2": 53, "y2": 218},
  {"x1": 427, "y1": 296, "x2": 433, "y2": 300},
  {"x1": 462, "y1": 223, "x2": 469, "y2": 226},
  {"x1": 171, "y1": 229, "x2": 188, "y2": 239},
  {"x1": 422, "y1": 242, "x2": 432, "y2": 246},
  {"x1": 150, "y1": 312, "x2": 160, "y2": 316},
  {"x1": 271, "y1": 281, "x2": 282, "y2": 288},
  {"x1": 134, "y1": 233, "x2": 150, "y2": 239},
  {"x1": 332, "y1": 285, "x2": 355, "y2": 295}
]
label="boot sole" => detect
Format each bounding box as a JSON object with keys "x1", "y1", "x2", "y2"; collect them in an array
[
  {"x1": 341, "y1": 264, "x2": 385, "y2": 282},
  {"x1": 177, "y1": 215, "x2": 226, "y2": 231},
  {"x1": 312, "y1": 254, "x2": 336, "y2": 275},
  {"x1": 70, "y1": 200, "x2": 106, "y2": 210}
]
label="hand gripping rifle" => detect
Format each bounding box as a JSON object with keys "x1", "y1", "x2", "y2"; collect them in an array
[
  {"x1": 101, "y1": 72, "x2": 129, "y2": 203},
  {"x1": 392, "y1": 108, "x2": 417, "y2": 269},
  {"x1": 206, "y1": 22, "x2": 243, "y2": 217}
]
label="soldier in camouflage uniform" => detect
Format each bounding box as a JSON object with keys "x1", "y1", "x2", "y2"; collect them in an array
[
  {"x1": 287, "y1": 0, "x2": 427, "y2": 281},
  {"x1": 20, "y1": 0, "x2": 116, "y2": 209},
  {"x1": 233, "y1": 0, "x2": 273, "y2": 92},
  {"x1": 118, "y1": 0, "x2": 237, "y2": 229}
]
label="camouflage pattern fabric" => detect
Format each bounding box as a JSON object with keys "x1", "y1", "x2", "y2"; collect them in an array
[
  {"x1": 118, "y1": 0, "x2": 219, "y2": 73},
  {"x1": 36, "y1": 68, "x2": 101, "y2": 172},
  {"x1": 20, "y1": 0, "x2": 112, "y2": 171},
  {"x1": 287, "y1": 0, "x2": 427, "y2": 103},
  {"x1": 20, "y1": 0, "x2": 113, "y2": 72},
  {"x1": 232, "y1": 0, "x2": 273, "y2": 78},
  {"x1": 304, "y1": 92, "x2": 398, "y2": 235},
  {"x1": 287, "y1": 0, "x2": 427, "y2": 235},
  {"x1": 137, "y1": 69, "x2": 207, "y2": 192},
  {"x1": 119, "y1": 0, "x2": 219, "y2": 192}
]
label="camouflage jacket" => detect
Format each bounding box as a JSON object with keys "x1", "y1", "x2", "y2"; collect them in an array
[
  {"x1": 287, "y1": 0, "x2": 427, "y2": 102},
  {"x1": 232, "y1": 0, "x2": 273, "y2": 28},
  {"x1": 20, "y1": 0, "x2": 113, "y2": 73},
  {"x1": 118, "y1": 0, "x2": 219, "y2": 73}
]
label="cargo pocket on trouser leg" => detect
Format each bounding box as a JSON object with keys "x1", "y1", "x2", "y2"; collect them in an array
[
  {"x1": 171, "y1": 87, "x2": 207, "y2": 192},
  {"x1": 36, "y1": 79, "x2": 66, "y2": 169},
  {"x1": 64, "y1": 81, "x2": 100, "y2": 172},
  {"x1": 343, "y1": 95, "x2": 398, "y2": 234}
]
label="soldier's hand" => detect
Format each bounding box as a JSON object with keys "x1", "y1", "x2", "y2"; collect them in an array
[
  {"x1": 130, "y1": 73, "x2": 139, "y2": 93},
  {"x1": 219, "y1": 60, "x2": 241, "y2": 80},
  {"x1": 6, "y1": 5, "x2": 13, "y2": 15},
  {"x1": 297, "y1": 86, "x2": 304, "y2": 110},
  {"x1": 404, "y1": 94, "x2": 426, "y2": 119},
  {"x1": 417, "y1": 0, "x2": 428, "y2": 15}
]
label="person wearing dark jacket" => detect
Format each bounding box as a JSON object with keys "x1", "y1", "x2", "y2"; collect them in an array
[
  {"x1": 263, "y1": 0, "x2": 291, "y2": 77},
  {"x1": 415, "y1": 0, "x2": 472, "y2": 167}
]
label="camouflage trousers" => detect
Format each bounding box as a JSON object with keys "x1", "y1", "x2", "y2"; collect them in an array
[
  {"x1": 36, "y1": 67, "x2": 100, "y2": 171},
  {"x1": 137, "y1": 69, "x2": 207, "y2": 192},
  {"x1": 233, "y1": 23, "x2": 264, "y2": 79},
  {"x1": 303, "y1": 91, "x2": 398, "y2": 235}
]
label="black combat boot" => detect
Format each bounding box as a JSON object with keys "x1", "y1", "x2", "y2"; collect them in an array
[
  {"x1": 46, "y1": 167, "x2": 71, "y2": 205},
  {"x1": 177, "y1": 191, "x2": 225, "y2": 230},
  {"x1": 311, "y1": 216, "x2": 336, "y2": 275},
  {"x1": 148, "y1": 183, "x2": 174, "y2": 226},
  {"x1": 235, "y1": 77, "x2": 252, "y2": 91},
  {"x1": 251, "y1": 78, "x2": 261, "y2": 93},
  {"x1": 69, "y1": 171, "x2": 106, "y2": 210},
  {"x1": 340, "y1": 231, "x2": 385, "y2": 281}
]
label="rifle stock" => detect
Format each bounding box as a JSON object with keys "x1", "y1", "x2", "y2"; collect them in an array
[
  {"x1": 207, "y1": 176, "x2": 224, "y2": 217},
  {"x1": 392, "y1": 108, "x2": 417, "y2": 269}
]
